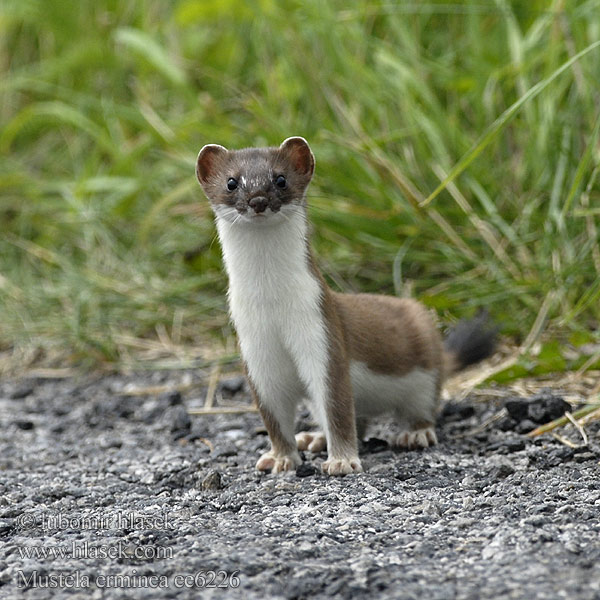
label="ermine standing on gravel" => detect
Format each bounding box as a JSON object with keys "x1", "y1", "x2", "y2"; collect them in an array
[{"x1": 196, "y1": 137, "x2": 496, "y2": 476}]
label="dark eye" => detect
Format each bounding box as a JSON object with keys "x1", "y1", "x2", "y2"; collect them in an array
[
  {"x1": 227, "y1": 178, "x2": 238, "y2": 191},
  {"x1": 275, "y1": 175, "x2": 286, "y2": 189}
]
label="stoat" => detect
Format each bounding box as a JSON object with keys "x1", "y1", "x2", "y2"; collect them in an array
[{"x1": 196, "y1": 137, "x2": 495, "y2": 476}]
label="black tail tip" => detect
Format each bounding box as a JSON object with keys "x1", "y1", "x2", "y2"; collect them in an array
[{"x1": 444, "y1": 310, "x2": 498, "y2": 370}]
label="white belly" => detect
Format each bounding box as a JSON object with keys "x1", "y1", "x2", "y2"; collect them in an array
[{"x1": 350, "y1": 361, "x2": 439, "y2": 423}]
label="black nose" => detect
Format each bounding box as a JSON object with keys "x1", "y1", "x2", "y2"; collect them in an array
[{"x1": 248, "y1": 196, "x2": 268, "y2": 213}]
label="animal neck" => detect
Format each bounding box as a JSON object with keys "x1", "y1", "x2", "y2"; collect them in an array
[{"x1": 215, "y1": 211, "x2": 318, "y2": 299}]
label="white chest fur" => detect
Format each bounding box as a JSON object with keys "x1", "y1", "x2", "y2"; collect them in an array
[{"x1": 215, "y1": 211, "x2": 331, "y2": 438}]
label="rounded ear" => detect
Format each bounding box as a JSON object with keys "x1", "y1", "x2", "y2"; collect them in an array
[
  {"x1": 279, "y1": 137, "x2": 314, "y2": 177},
  {"x1": 196, "y1": 144, "x2": 228, "y2": 185}
]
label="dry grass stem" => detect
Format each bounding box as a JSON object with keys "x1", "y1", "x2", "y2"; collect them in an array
[
  {"x1": 204, "y1": 364, "x2": 220, "y2": 409},
  {"x1": 564, "y1": 411, "x2": 589, "y2": 446},
  {"x1": 551, "y1": 432, "x2": 580, "y2": 449},
  {"x1": 527, "y1": 403, "x2": 600, "y2": 437}
]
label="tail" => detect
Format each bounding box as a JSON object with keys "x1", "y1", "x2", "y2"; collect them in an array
[{"x1": 443, "y1": 311, "x2": 497, "y2": 374}]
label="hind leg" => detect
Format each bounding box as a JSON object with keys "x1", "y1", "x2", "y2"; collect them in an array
[
  {"x1": 391, "y1": 369, "x2": 440, "y2": 450},
  {"x1": 296, "y1": 430, "x2": 327, "y2": 452},
  {"x1": 393, "y1": 420, "x2": 438, "y2": 449},
  {"x1": 296, "y1": 416, "x2": 368, "y2": 452}
]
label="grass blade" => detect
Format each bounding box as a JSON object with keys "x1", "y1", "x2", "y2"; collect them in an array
[
  {"x1": 421, "y1": 40, "x2": 600, "y2": 206},
  {"x1": 560, "y1": 109, "x2": 600, "y2": 221},
  {"x1": 113, "y1": 27, "x2": 187, "y2": 87}
]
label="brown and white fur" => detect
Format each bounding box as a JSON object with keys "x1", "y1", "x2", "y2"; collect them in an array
[{"x1": 196, "y1": 137, "x2": 495, "y2": 476}]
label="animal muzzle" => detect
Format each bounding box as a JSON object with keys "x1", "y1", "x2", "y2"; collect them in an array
[{"x1": 248, "y1": 196, "x2": 268, "y2": 213}]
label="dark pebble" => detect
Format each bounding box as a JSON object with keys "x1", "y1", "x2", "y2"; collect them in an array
[
  {"x1": 363, "y1": 437, "x2": 389, "y2": 453},
  {"x1": 550, "y1": 447, "x2": 575, "y2": 462},
  {"x1": 490, "y1": 463, "x2": 515, "y2": 480},
  {"x1": 441, "y1": 402, "x2": 476, "y2": 422},
  {"x1": 496, "y1": 416, "x2": 518, "y2": 432},
  {"x1": 158, "y1": 390, "x2": 183, "y2": 406},
  {"x1": 296, "y1": 462, "x2": 317, "y2": 478},
  {"x1": 395, "y1": 469, "x2": 414, "y2": 481},
  {"x1": 501, "y1": 396, "x2": 571, "y2": 434},
  {"x1": 504, "y1": 438, "x2": 526, "y2": 452},
  {"x1": 527, "y1": 395, "x2": 570, "y2": 423},
  {"x1": 219, "y1": 376, "x2": 246, "y2": 395},
  {"x1": 0, "y1": 520, "x2": 14, "y2": 536},
  {"x1": 504, "y1": 398, "x2": 529, "y2": 421},
  {"x1": 168, "y1": 406, "x2": 191, "y2": 434},
  {"x1": 531, "y1": 447, "x2": 574, "y2": 469},
  {"x1": 201, "y1": 470, "x2": 224, "y2": 490},
  {"x1": 9, "y1": 385, "x2": 34, "y2": 400},
  {"x1": 486, "y1": 438, "x2": 525, "y2": 453}
]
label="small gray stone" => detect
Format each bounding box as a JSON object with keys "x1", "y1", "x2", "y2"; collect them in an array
[
  {"x1": 219, "y1": 376, "x2": 246, "y2": 395},
  {"x1": 515, "y1": 419, "x2": 537, "y2": 434},
  {"x1": 490, "y1": 463, "x2": 515, "y2": 480},
  {"x1": 9, "y1": 384, "x2": 34, "y2": 399},
  {"x1": 165, "y1": 405, "x2": 191, "y2": 433},
  {"x1": 201, "y1": 470, "x2": 223, "y2": 491}
]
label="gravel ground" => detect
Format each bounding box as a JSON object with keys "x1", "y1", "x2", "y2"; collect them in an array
[{"x1": 1, "y1": 371, "x2": 599, "y2": 599}]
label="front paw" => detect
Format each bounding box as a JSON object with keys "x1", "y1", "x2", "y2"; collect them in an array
[
  {"x1": 256, "y1": 451, "x2": 301, "y2": 473},
  {"x1": 322, "y1": 457, "x2": 363, "y2": 476}
]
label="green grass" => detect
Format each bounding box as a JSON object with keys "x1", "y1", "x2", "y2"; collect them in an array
[{"x1": 1, "y1": 0, "x2": 600, "y2": 373}]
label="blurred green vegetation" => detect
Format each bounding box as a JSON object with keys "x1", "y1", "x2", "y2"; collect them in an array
[{"x1": 1, "y1": 0, "x2": 599, "y2": 372}]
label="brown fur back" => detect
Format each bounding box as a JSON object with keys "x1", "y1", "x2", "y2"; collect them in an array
[{"x1": 332, "y1": 292, "x2": 444, "y2": 377}]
